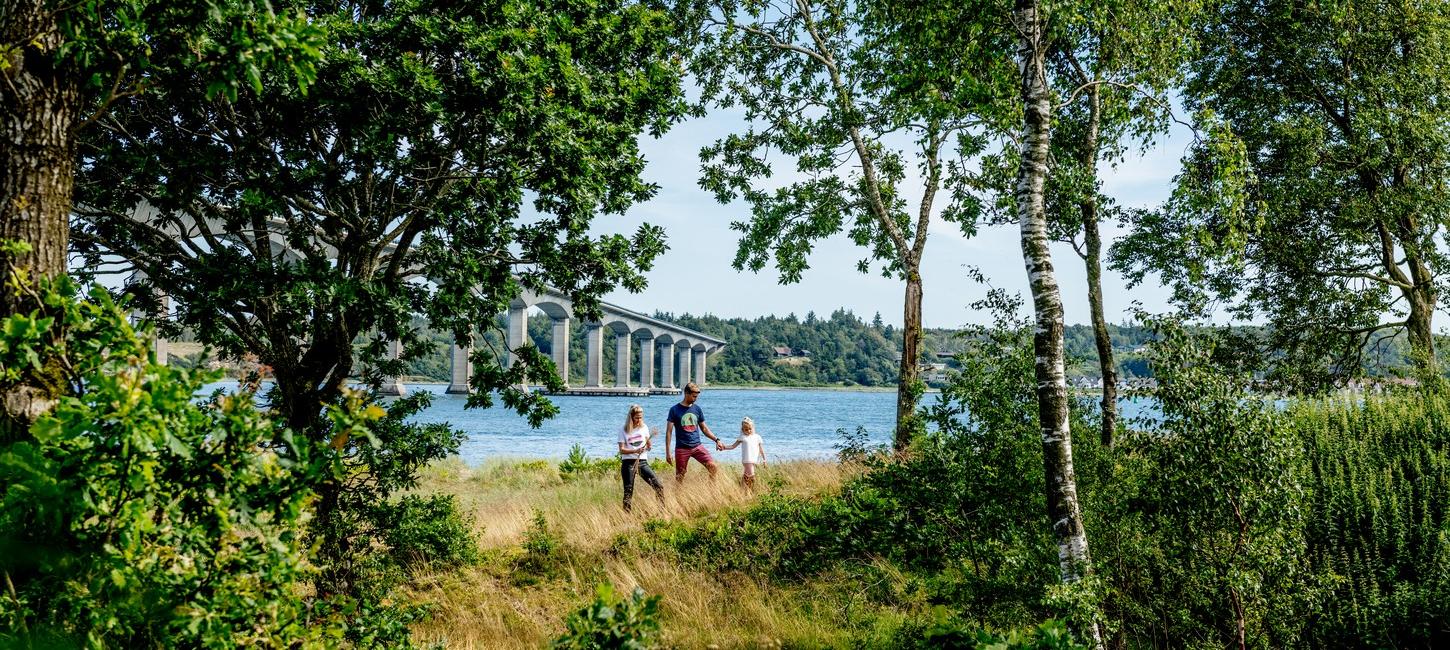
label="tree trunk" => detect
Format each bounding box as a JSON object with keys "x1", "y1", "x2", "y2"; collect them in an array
[
  {"x1": 1014, "y1": 0, "x2": 1101, "y2": 646},
  {"x1": 1405, "y1": 285, "x2": 1437, "y2": 379},
  {"x1": 1077, "y1": 84, "x2": 1118, "y2": 448},
  {"x1": 1084, "y1": 217, "x2": 1118, "y2": 447},
  {"x1": 895, "y1": 269, "x2": 923, "y2": 450},
  {"x1": 1, "y1": 1, "x2": 79, "y2": 431}
]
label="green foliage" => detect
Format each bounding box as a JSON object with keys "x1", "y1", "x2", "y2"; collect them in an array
[
  {"x1": 1292, "y1": 392, "x2": 1450, "y2": 647},
  {"x1": 551, "y1": 584, "x2": 663, "y2": 650},
  {"x1": 560, "y1": 443, "x2": 617, "y2": 479},
  {"x1": 0, "y1": 281, "x2": 325, "y2": 647},
  {"x1": 1099, "y1": 314, "x2": 1311, "y2": 647},
  {"x1": 54, "y1": 0, "x2": 323, "y2": 103},
  {"x1": 1115, "y1": 0, "x2": 1450, "y2": 382},
  {"x1": 374, "y1": 494, "x2": 480, "y2": 576},
  {"x1": 312, "y1": 392, "x2": 469, "y2": 597},
  {"x1": 516, "y1": 511, "x2": 565, "y2": 582}
]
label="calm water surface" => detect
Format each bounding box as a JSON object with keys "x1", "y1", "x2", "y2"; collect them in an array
[
  {"x1": 406, "y1": 386, "x2": 899, "y2": 463},
  {"x1": 203, "y1": 382, "x2": 1157, "y2": 463}
]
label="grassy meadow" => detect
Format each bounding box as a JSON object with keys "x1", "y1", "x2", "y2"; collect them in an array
[{"x1": 403, "y1": 457, "x2": 904, "y2": 649}]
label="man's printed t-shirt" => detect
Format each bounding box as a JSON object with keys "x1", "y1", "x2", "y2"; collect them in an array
[
  {"x1": 668, "y1": 403, "x2": 705, "y2": 448},
  {"x1": 619, "y1": 424, "x2": 649, "y2": 460}
]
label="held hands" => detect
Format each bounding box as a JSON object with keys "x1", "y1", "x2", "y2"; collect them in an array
[{"x1": 714, "y1": 440, "x2": 724, "y2": 451}]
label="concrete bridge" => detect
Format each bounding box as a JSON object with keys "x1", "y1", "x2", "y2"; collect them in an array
[
  {"x1": 384, "y1": 286, "x2": 726, "y2": 397},
  {"x1": 111, "y1": 203, "x2": 725, "y2": 396}
]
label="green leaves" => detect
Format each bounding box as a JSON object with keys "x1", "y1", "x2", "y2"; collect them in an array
[
  {"x1": 552, "y1": 584, "x2": 664, "y2": 650},
  {"x1": 0, "y1": 281, "x2": 327, "y2": 647}
]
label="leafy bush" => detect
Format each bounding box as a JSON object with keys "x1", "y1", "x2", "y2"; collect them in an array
[
  {"x1": 312, "y1": 390, "x2": 468, "y2": 599},
  {"x1": 1100, "y1": 315, "x2": 1311, "y2": 647},
  {"x1": 517, "y1": 511, "x2": 565, "y2": 581},
  {"x1": 375, "y1": 493, "x2": 480, "y2": 575},
  {"x1": 552, "y1": 584, "x2": 662, "y2": 650},
  {"x1": 1292, "y1": 393, "x2": 1450, "y2": 647},
  {"x1": 560, "y1": 443, "x2": 617, "y2": 479},
  {"x1": 0, "y1": 283, "x2": 329, "y2": 647}
]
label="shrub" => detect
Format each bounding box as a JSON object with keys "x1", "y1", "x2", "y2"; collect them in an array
[
  {"x1": 311, "y1": 390, "x2": 468, "y2": 599},
  {"x1": 0, "y1": 283, "x2": 330, "y2": 647},
  {"x1": 560, "y1": 443, "x2": 616, "y2": 479},
  {"x1": 551, "y1": 584, "x2": 663, "y2": 650},
  {"x1": 376, "y1": 493, "x2": 480, "y2": 574},
  {"x1": 517, "y1": 511, "x2": 565, "y2": 581},
  {"x1": 1292, "y1": 392, "x2": 1450, "y2": 647}
]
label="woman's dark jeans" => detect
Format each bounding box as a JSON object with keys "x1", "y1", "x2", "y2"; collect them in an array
[{"x1": 621, "y1": 459, "x2": 665, "y2": 511}]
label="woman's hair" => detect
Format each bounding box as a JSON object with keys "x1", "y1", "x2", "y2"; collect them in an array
[
  {"x1": 741, "y1": 416, "x2": 755, "y2": 434},
  {"x1": 624, "y1": 404, "x2": 644, "y2": 432}
]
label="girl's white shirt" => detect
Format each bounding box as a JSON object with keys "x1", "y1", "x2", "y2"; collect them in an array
[
  {"x1": 619, "y1": 423, "x2": 649, "y2": 460},
  {"x1": 736, "y1": 432, "x2": 764, "y2": 464}
]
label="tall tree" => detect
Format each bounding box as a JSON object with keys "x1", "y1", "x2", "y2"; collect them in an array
[
  {"x1": 1117, "y1": 0, "x2": 1450, "y2": 386},
  {"x1": 681, "y1": 0, "x2": 993, "y2": 449},
  {"x1": 1045, "y1": 0, "x2": 1194, "y2": 447},
  {"x1": 0, "y1": 0, "x2": 320, "y2": 429},
  {"x1": 73, "y1": 0, "x2": 686, "y2": 591},
  {"x1": 1012, "y1": 6, "x2": 1100, "y2": 645}
]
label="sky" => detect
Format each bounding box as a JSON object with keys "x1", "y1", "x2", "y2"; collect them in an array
[{"x1": 595, "y1": 109, "x2": 1196, "y2": 330}]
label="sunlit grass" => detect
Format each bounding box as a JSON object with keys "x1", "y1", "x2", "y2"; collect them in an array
[{"x1": 403, "y1": 457, "x2": 885, "y2": 648}]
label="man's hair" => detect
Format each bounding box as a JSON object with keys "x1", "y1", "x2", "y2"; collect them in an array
[{"x1": 684, "y1": 382, "x2": 700, "y2": 394}]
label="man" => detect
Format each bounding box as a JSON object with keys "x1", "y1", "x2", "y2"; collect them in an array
[{"x1": 665, "y1": 382, "x2": 723, "y2": 482}]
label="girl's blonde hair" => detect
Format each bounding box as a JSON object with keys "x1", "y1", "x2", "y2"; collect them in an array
[
  {"x1": 741, "y1": 416, "x2": 755, "y2": 434},
  {"x1": 625, "y1": 404, "x2": 644, "y2": 432}
]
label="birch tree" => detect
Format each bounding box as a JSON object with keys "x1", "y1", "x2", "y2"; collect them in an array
[{"x1": 1011, "y1": 6, "x2": 1100, "y2": 641}]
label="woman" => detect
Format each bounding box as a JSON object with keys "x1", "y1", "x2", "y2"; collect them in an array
[{"x1": 618, "y1": 404, "x2": 665, "y2": 512}]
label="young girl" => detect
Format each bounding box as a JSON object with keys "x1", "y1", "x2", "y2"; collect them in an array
[{"x1": 721, "y1": 417, "x2": 767, "y2": 490}]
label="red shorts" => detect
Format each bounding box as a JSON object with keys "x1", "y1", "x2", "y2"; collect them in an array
[{"x1": 673, "y1": 445, "x2": 714, "y2": 476}]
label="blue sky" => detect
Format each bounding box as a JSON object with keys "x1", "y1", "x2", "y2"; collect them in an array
[{"x1": 597, "y1": 110, "x2": 1196, "y2": 329}]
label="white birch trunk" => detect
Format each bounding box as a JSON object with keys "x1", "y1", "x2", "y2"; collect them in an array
[{"x1": 1013, "y1": 0, "x2": 1102, "y2": 647}]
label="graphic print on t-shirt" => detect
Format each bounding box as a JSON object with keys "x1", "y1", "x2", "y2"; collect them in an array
[{"x1": 680, "y1": 412, "x2": 699, "y2": 432}]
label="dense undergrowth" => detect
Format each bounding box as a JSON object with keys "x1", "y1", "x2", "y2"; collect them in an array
[{"x1": 615, "y1": 311, "x2": 1450, "y2": 648}]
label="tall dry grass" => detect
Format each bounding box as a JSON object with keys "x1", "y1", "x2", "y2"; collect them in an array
[{"x1": 402, "y1": 457, "x2": 894, "y2": 648}]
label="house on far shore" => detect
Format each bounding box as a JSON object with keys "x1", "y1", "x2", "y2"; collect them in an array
[{"x1": 773, "y1": 346, "x2": 794, "y2": 358}]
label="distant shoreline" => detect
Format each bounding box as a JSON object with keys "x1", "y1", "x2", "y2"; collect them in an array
[{"x1": 392, "y1": 379, "x2": 914, "y2": 393}]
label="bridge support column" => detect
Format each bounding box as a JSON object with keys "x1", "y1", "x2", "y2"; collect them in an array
[
  {"x1": 507, "y1": 304, "x2": 528, "y2": 390},
  {"x1": 552, "y1": 318, "x2": 571, "y2": 387},
  {"x1": 638, "y1": 339, "x2": 654, "y2": 389},
  {"x1": 380, "y1": 339, "x2": 406, "y2": 396},
  {"x1": 677, "y1": 345, "x2": 692, "y2": 389},
  {"x1": 447, "y1": 342, "x2": 471, "y2": 394},
  {"x1": 585, "y1": 324, "x2": 603, "y2": 387},
  {"x1": 614, "y1": 332, "x2": 632, "y2": 387},
  {"x1": 659, "y1": 341, "x2": 674, "y2": 389},
  {"x1": 128, "y1": 271, "x2": 169, "y2": 365},
  {"x1": 152, "y1": 292, "x2": 170, "y2": 366},
  {"x1": 694, "y1": 348, "x2": 708, "y2": 386}
]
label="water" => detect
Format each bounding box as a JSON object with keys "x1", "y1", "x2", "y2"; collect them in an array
[
  {"x1": 201, "y1": 382, "x2": 1159, "y2": 463},
  {"x1": 406, "y1": 386, "x2": 899, "y2": 463}
]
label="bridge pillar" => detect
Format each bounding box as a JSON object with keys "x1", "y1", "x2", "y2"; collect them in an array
[
  {"x1": 380, "y1": 338, "x2": 406, "y2": 396},
  {"x1": 128, "y1": 271, "x2": 169, "y2": 365},
  {"x1": 638, "y1": 338, "x2": 654, "y2": 389},
  {"x1": 585, "y1": 324, "x2": 604, "y2": 387},
  {"x1": 447, "y1": 342, "x2": 471, "y2": 394},
  {"x1": 552, "y1": 318, "x2": 570, "y2": 387},
  {"x1": 676, "y1": 345, "x2": 692, "y2": 388},
  {"x1": 694, "y1": 348, "x2": 708, "y2": 386},
  {"x1": 507, "y1": 304, "x2": 528, "y2": 390},
  {"x1": 614, "y1": 332, "x2": 632, "y2": 387},
  {"x1": 659, "y1": 340, "x2": 675, "y2": 389}
]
